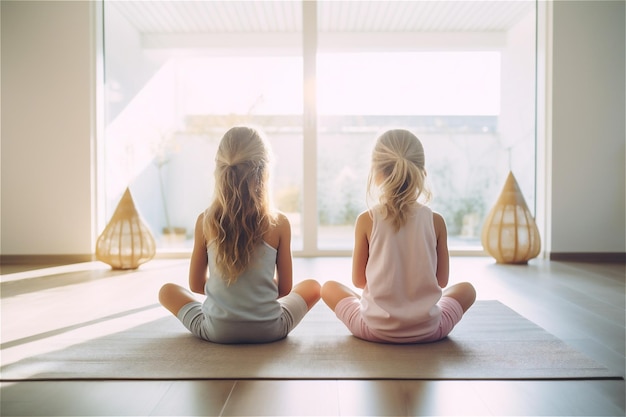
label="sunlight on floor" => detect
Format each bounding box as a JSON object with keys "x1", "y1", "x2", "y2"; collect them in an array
[
  {"x1": 1, "y1": 260, "x2": 190, "y2": 379},
  {"x1": 1, "y1": 262, "x2": 109, "y2": 282},
  {"x1": 1, "y1": 306, "x2": 168, "y2": 375}
]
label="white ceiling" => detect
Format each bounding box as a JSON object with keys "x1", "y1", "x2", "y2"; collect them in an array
[{"x1": 108, "y1": 0, "x2": 535, "y2": 34}]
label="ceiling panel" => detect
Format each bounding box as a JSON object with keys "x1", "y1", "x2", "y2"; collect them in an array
[{"x1": 108, "y1": 0, "x2": 534, "y2": 34}]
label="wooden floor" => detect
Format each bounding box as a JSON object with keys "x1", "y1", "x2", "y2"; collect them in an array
[{"x1": 1, "y1": 256, "x2": 624, "y2": 416}]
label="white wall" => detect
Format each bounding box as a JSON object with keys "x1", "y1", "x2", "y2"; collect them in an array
[
  {"x1": 499, "y1": 9, "x2": 537, "y2": 208},
  {"x1": 550, "y1": 0, "x2": 626, "y2": 254},
  {"x1": 1, "y1": 1, "x2": 95, "y2": 257},
  {"x1": 1, "y1": 0, "x2": 625, "y2": 258}
]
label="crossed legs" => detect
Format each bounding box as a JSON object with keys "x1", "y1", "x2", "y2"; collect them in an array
[
  {"x1": 158, "y1": 279, "x2": 321, "y2": 317},
  {"x1": 320, "y1": 281, "x2": 360, "y2": 311},
  {"x1": 442, "y1": 282, "x2": 476, "y2": 312},
  {"x1": 292, "y1": 279, "x2": 322, "y2": 309},
  {"x1": 321, "y1": 280, "x2": 476, "y2": 313},
  {"x1": 159, "y1": 283, "x2": 198, "y2": 316}
]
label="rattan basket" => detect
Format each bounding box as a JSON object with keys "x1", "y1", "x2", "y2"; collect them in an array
[
  {"x1": 96, "y1": 187, "x2": 156, "y2": 270},
  {"x1": 481, "y1": 171, "x2": 541, "y2": 264}
]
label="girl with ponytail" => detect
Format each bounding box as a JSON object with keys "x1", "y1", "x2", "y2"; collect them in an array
[
  {"x1": 159, "y1": 126, "x2": 320, "y2": 343},
  {"x1": 321, "y1": 129, "x2": 476, "y2": 343}
]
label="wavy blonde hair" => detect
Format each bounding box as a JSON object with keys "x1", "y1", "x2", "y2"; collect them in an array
[
  {"x1": 367, "y1": 129, "x2": 432, "y2": 230},
  {"x1": 204, "y1": 126, "x2": 274, "y2": 284}
]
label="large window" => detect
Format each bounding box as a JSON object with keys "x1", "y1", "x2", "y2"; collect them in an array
[
  {"x1": 103, "y1": 1, "x2": 305, "y2": 250},
  {"x1": 316, "y1": 51, "x2": 503, "y2": 249},
  {"x1": 101, "y1": 1, "x2": 536, "y2": 255}
]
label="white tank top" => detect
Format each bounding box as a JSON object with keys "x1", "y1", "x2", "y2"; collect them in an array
[{"x1": 362, "y1": 204, "x2": 443, "y2": 340}]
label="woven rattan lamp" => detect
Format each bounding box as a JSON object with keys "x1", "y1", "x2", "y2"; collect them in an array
[
  {"x1": 481, "y1": 171, "x2": 541, "y2": 264},
  {"x1": 96, "y1": 187, "x2": 156, "y2": 270}
]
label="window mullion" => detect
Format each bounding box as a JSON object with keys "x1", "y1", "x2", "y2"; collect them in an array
[{"x1": 301, "y1": 0, "x2": 317, "y2": 256}]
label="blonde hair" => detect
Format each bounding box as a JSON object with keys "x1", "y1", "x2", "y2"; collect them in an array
[
  {"x1": 367, "y1": 129, "x2": 431, "y2": 230},
  {"x1": 204, "y1": 126, "x2": 274, "y2": 284}
]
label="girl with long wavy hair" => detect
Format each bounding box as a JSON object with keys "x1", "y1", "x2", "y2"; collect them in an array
[
  {"x1": 321, "y1": 129, "x2": 476, "y2": 343},
  {"x1": 159, "y1": 126, "x2": 320, "y2": 343}
]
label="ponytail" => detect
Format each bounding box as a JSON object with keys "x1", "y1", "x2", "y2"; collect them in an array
[{"x1": 368, "y1": 129, "x2": 431, "y2": 230}]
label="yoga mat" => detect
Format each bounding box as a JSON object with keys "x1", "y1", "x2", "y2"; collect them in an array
[{"x1": 0, "y1": 300, "x2": 618, "y2": 380}]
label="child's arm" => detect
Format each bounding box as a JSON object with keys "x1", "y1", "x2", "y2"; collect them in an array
[
  {"x1": 189, "y1": 213, "x2": 209, "y2": 295},
  {"x1": 433, "y1": 212, "x2": 450, "y2": 288},
  {"x1": 274, "y1": 213, "x2": 293, "y2": 298},
  {"x1": 352, "y1": 211, "x2": 371, "y2": 289}
]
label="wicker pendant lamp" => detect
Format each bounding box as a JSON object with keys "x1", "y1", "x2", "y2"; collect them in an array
[
  {"x1": 481, "y1": 171, "x2": 541, "y2": 264},
  {"x1": 96, "y1": 187, "x2": 156, "y2": 270}
]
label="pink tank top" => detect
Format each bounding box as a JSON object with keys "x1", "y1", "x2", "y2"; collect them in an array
[{"x1": 361, "y1": 204, "x2": 442, "y2": 340}]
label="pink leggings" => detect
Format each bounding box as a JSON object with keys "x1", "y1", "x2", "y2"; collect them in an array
[{"x1": 334, "y1": 296, "x2": 464, "y2": 343}]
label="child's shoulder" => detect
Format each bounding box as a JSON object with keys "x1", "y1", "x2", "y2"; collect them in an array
[
  {"x1": 264, "y1": 211, "x2": 290, "y2": 249},
  {"x1": 269, "y1": 210, "x2": 291, "y2": 235},
  {"x1": 355, "y1": 209, "x2": 374, "y2": 229},
  {"x1": 272, "y1": 210, "x2": 290, "y2": 225},
  {"x1": 356, "y1": 208, "x2": 374, "y2": 220},
  {"x1": 431, "y1": 211, "x2": 447, "y2": 234}
]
